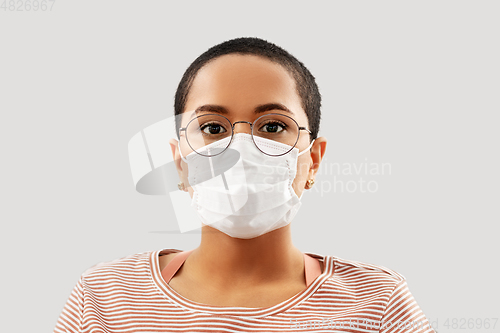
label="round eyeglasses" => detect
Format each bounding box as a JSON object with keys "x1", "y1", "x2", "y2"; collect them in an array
[{"x1": 179, "y1": 113, "x2": 312, "y2": 157}]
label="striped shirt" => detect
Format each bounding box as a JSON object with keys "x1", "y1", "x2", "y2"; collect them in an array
[{"x1": 54, "y1": 249, "x2": 435, "y2": 332}]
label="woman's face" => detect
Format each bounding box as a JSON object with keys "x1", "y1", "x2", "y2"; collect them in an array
[{"x1": 173, "y1": 54, "x2": 321, "y2": 198}]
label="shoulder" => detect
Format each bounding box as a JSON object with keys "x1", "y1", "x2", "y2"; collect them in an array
[
  {"x1": 80, "y1": 250, "x2": 155, "y2": 283},
  {"x1": 331, "y1": 255, "x2": 405, "y2": 283},
  {"x1": 321, "y1": 254, "x2": 406, "y2": 297}
]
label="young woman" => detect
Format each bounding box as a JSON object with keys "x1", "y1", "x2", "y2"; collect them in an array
[{"x1": 54, "y1": 37, "x2": 435, "y2": 333}]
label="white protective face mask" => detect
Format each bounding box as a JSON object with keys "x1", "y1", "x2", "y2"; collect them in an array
[{"x1": 179, "y1": 133, "x2": 314, "y2": 239}]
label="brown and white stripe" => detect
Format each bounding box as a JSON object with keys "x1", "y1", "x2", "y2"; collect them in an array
[{"x1": 54, "y1": 249, "x2": 435, "y2": 332}]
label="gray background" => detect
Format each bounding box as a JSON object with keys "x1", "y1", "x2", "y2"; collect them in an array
[{"x1": 1, "y1": 1, "x2": 499, "y2": 332}]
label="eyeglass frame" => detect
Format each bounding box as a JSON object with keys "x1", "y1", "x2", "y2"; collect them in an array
[{"x1": 178, "y1": 112, "x2": 312, "y2": 157}]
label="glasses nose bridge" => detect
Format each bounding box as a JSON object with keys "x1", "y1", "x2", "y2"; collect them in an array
[{"x1": 232, "y1": 120, "x2": 253, "y2": 134}]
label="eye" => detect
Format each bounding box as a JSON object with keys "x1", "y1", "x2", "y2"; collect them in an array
[
  {"x1": 258, "y1": 121, "x2": 286, "y2": 133},
  {"x1": 200, "y1": 122, "x2": 227, "y2": 135}
]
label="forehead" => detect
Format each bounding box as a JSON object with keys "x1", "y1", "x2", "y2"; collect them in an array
[{"x1": 185, "y1": 54, "x2": 305, "y2": 121}]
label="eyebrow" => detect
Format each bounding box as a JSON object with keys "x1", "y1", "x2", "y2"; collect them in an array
[{"x1": 192, "y1": 103, "x2": 294, "y2": 116}]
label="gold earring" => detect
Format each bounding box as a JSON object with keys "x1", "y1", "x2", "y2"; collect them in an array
[
  {"x1": 177, "y1": 182, "x2": 185, "y2": 191},
  {"x1": 305, "y1": 179, "x2": 315, "y2": 189}
]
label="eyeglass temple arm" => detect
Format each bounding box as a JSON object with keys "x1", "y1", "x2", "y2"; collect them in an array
[{"x1": 299, "y1": 127, "x2": 312, "y2": 134}]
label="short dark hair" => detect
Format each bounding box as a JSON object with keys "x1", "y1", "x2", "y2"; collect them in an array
[{"x1": 174, "y1": 37, "x2": 321, "y2": 141}]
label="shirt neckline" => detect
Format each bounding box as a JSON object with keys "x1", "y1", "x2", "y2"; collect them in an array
[{"x1": 149, "y1": 248, "x2": 335, "y2": 317}]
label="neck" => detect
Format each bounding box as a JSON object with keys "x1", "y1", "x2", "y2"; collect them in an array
[{"x1": 188, "y1": 224, "x2": 304, "y2": 287}]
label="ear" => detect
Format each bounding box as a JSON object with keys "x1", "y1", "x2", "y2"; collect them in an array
[{"x1": 308, "y1": 137, "x2": 327, "y2": 180}]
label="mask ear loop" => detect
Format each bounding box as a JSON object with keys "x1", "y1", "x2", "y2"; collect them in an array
[
  {"x1": 297, "y1": 139, "x2": 315, "y2": 156},
  {"x1": 296, "y1": 139, "x2": 316, "y2": 200},
  {"x1": 177, "y1": 140, "x2": 188, "y2": 163}
]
